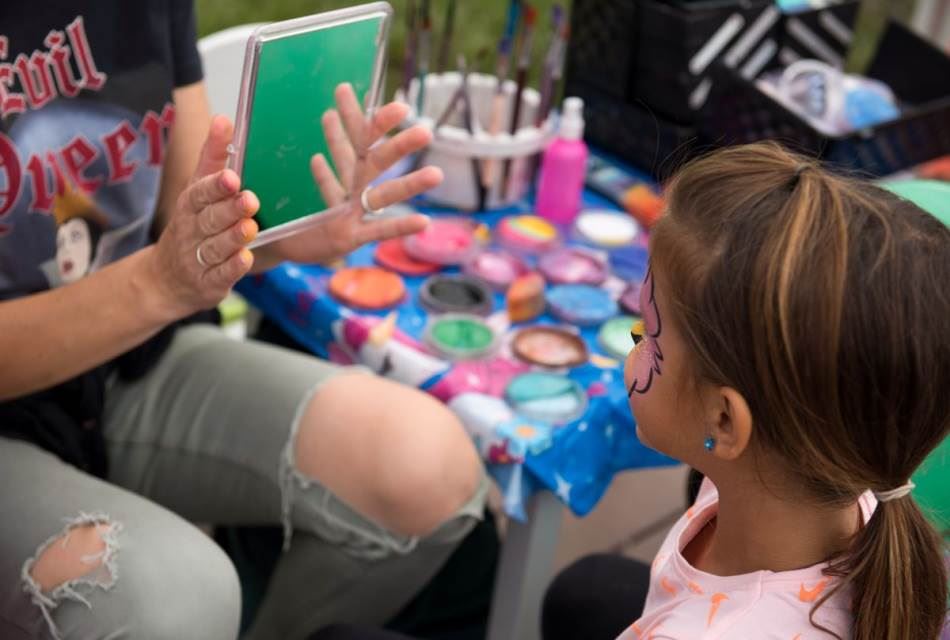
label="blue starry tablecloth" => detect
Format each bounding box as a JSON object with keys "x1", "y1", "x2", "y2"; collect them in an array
[{"x1": 236, "y1": 185, "x2": 677, "y2": 520}]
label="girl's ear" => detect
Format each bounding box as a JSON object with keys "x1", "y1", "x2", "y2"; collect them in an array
[{"x1": 704, "y1": 386, "x2": 753, "y2": 461}]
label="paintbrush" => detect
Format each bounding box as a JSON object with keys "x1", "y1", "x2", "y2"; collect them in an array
[
  {"x1": 402, "y1": 0, "x2": 418, "y2": 97},
  {"x1": 456, "y1": 55, "x2": 488, "y2": 211},
  {"x1": 416, "y1": 0, "x2": 432, "y2": 116},
  {"x1": 530, "y1": 5, "x2": 567, "y2": 184},
  {"x1": 502, "y1": 3, "x2": 538, "y2": 195},
  {"x1": 436, "y1": 0, "x2": 457, "y2": 73},
  {"x1": 482, "y1": 0, "x2": 522, "y2": 193}
]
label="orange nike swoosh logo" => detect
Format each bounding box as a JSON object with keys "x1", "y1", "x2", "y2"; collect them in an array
[
  {"x1": 629, "y1": 622, "x2": 643, "y2": 638},
  {"x1": 792, "y1": 634, "x2": 802, "y2": 640},
  {"x1": 687, "y1": 581, "x2": 704, "y2": 595},
  {"x1": 707, "y1": 593, "x2": 728, "y2": 627},
  {"x1": 798, "y1": 579, "x2": 828, "y2": 603},
  {"x1": 660, "y1": 576, "x2": 679, "y2": 596}
]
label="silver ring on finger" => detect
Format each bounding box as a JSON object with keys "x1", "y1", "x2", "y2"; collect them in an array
[
  {"x1": 196, "y1": 244, "x2": 209, "y2": 268},
  {"x1": 360, "y1": 185, "x2": 385, "y2": 215}
]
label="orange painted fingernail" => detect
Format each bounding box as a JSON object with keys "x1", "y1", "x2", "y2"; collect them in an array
[
  {"x1": 239, "y1": 248, "x2": 253, "y2": 267},
  {"x1": 240, "y1": 219, "x2": 257, "y2": 242}
]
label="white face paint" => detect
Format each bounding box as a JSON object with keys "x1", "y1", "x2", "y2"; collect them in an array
[{"x1": 56, "y1": 218, "x2": 94, "y2": 284}]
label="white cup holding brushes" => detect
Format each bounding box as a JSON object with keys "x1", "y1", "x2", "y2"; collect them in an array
[{"x1": 398, "y1": 71, "x2": 555, "y2": 211}]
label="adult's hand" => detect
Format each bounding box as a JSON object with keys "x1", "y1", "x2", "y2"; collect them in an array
[
  {"x1": 142, "y1": 116, "x2": 260, "y2": 320},
  {"x1": 261, "y1": 82, "x2": 443, "y2": 267}
]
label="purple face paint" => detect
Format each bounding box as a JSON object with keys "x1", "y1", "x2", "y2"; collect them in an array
[
  {"x1": 627, "y1": 268, "x2": 663, "y2": 396},
  {"x1": 619, "y1": 280, "x2": 643, "y2": 315},
  {"x1": 464, "y1": 250, "x2": 529, "y2": 291},
  {"x1": 538, "y1": 248, "x2": 608, "y2": 286}
]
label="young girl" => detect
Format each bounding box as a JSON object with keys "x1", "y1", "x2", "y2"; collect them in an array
[{"x1": 616, "y1": 141, "x2": 949, "y2": 639}]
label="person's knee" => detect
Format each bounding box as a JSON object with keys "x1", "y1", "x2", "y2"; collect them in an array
[
  {"x1": 24, "y1": 515, "x2": 240, "y2": 640},
  {"x1": 294, "y1": 373, "x2": 484, "y2": 537}
]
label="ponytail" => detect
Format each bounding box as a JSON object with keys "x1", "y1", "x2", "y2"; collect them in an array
[{"x1": 823, "y1": 498, "x2": 947, "y2": 640}]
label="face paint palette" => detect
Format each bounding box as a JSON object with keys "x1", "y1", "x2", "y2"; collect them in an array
[
  {"x1": 375, "y1": 238, "x2": 441, "y2": 276},
  {"x1": 505, "y1": 372, "x2": 588, "y2": 425},
  {"x1": 464, "y1": 250, "x2": 529, "y2": 291},
  {"x1": 608, "y1": 245, "x2": 649, "y2": 283},
  {"x1": 619, "y1": 280, "x2": 643, "y2": 315},
  {"x1": 404, "y1": 217, "x2": 480, "y2": 265},
  {"x1": 506, "y1": 272, "x2": 547, "y2": 323},
  {"x1": 512, "y1": 326, "x2": 589, "y2": 368},
  {"x1": 538, "y1": 248, "x2": 608, "y2": 286},
  {"x1": 598, "y1": 315, "x2": 638, "y2": 359},
  {"x1": 420, "y1": 274, "x2": 495, "y2": 316},
  {"x1": 574, "y1": 209, "x2": 639, "y2": 248},
  {"x1": 425, "y1": 314, "x2": 498, "y2": 360},
  {"x1": 547, "y1": 284, "x2": 618, "y2": 327},
  {"x1": 496, "y1": 215, "x2": 561, "y2": 254},
  {"x1": 329, "y1": 266, "x2": 406, "y2": 310}
]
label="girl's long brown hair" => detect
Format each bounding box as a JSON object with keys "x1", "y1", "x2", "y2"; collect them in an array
[{"x1": 651, "y1": 142, "x2": 949, "y2": 640}]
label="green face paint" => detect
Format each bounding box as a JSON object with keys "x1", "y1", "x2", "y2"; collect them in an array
[
  {"x1": 425, "y1": 314, "x2": 497, "y2": 359},
  {"x1": 598, "y1": 315, "x2": 640, "y2": 359}
]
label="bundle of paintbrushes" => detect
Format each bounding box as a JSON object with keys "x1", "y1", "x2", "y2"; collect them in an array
[{"x1": 396, "y1": 0, "x2": 570, "y2": 212}]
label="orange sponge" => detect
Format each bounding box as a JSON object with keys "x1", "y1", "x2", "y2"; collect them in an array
[{"x1": 623, "y1": 185, "x2": 665, "y2": 228}]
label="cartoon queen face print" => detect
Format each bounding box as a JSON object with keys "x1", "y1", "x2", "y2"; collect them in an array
[
  {"x1": 52, "y1": 183, "x2": 107, "y2": 284},
  {"x1": 627, "y1": 267, "x2": 663, "y2": 396}
]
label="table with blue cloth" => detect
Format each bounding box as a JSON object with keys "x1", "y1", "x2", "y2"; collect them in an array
[{"x1": 236, "y1": 164, "x2": 677, "y2": 640}]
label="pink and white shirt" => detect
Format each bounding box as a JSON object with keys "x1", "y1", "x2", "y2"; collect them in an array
[{"x1": 616, "y1": 479, "x2": 877, "y2": 640}]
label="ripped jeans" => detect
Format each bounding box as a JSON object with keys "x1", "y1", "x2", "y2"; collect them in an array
[{"x1": 0, "y1": 326, "x2": 487, "y2": 640}]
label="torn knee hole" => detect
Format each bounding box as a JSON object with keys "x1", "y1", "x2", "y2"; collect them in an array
[{"x1": 24, "y1": 513, "x2": 121, "y2": 593}]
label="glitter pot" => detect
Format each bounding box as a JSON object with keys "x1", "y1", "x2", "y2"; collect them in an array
[
  {"x1": 538, "y1": 248, "x2": 608, "y2": 286},
  {"x1": 425, "y1": 314, "x2": 498, "y2": 360},
  {"x1": 463, "y1": 249, "x2": 529, "y2": 291},
  {"x1": 404, "y1": 217, "x2": 479, "y2": 265},
  {"x1": 547, "y1": 284, "x2": 618, "y2": 326},
  {"x1": 420, "y1": 274, "x2": 495, "y2": 316},
  {"x1": 329, "y1": 266, "x2": 406, "y2": 310},
  {"x1": 598, "y1": 315, "x2": 638, "y2": 359},
  {"x1": 375, "y1": 238, "x2": 441, "y2": 276},
  {"x1": 505, "y1": 372, "x2": 588, "y2": 425},
  {"x1": 496, "y1": 214, "x2": 561, "y2": 254},
  {"x1": 574, "y1": 209, "x2": 639, "y2": 247},
  {"x1": 609, "y1": 245, "x2": 649, "y2": 283},
  {"x1": 512, "y1": 326, "x2": 589, "y2": 368}
]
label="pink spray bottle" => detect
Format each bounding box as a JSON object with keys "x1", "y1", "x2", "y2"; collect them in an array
[{"x1": 536, "y1": 97, "x2": 588, "y2": 226}]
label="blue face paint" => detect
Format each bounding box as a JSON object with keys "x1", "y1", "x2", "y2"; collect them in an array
[
  {"x1": 608, "y1": 245, "x2": 649, "y2": 283},
  {"x1": 546, "y1": 284, "x2": 618, "y2": 327}
]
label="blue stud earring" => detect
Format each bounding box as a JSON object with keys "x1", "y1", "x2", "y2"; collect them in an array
[{"x1": 704, "y1": 436, "x2": 716, "y2": 452}]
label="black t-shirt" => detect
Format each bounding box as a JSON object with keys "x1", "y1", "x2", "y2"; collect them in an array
[
  {"x1": 0, "y1": 0, "x2": 202, "y2": 297},
  {"x1": 0, "y1": 1, "x2": 204, "y2": 476}
]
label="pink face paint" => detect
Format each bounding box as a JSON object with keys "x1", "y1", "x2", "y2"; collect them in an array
[
  {"x1": 496, "y1": 214, "x2": 561, "y2": 254},
  {"x1": 403, "y1": 218, "x2": 480, "y2": 265},
  {"x1": 512, "y1": 326, "x2": 589, "y2": 368},
  {"x1": 627, "y1": 268, "x2": 663, "y2": 396}
]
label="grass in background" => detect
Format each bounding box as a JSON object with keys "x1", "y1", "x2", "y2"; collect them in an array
[{"x1": 196, "y1": 0, "x2": 562, "y2": 101}]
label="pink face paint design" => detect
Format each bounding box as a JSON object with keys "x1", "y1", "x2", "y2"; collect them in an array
[{"x1": 627, "y1": 267, "x2": 663, "y2": 396}]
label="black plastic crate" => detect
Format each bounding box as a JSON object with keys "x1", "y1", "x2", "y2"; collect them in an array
[
  {"x1": 566, "y1": 78, "x2": 701, "y2": 180},
  {"x1": 703, "y1": 6, "x2": 950, "y2": 176},
  {"x1": 566, "y1": 0, "x2": 775, "y2": 124}
]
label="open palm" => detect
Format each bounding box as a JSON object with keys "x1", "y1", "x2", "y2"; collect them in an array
[{"x1": 266, "y1": 83, "x2": 441, "y2": 266}]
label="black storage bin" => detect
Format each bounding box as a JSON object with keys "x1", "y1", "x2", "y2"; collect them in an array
[
  {"x1": 566, "y1": 0, "x2": 774, "y2": 124},
  {"x1": 703, "y1": 4, "x2": 950, "y2": 176},
  {"x1": 565, "y1": 78, "x2": 701, "y2": 180}
]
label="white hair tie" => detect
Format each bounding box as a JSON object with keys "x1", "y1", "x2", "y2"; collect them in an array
[{"x1": 872, "y1": 480, "x2": 915, "y2": 503}]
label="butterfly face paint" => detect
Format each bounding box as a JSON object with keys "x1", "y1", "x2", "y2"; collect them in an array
[{"x1": 627, "y1": 267, "x2": 663, "y2": 396}]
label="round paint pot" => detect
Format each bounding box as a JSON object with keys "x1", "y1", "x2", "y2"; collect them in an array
[
  {"x1": 538, "y1": 248, "x2": 608, "y2": 286},
  {"x1": 547, "y1": 284, "x2": 618, "y2": 326},
  {"x1": 420, "y1": 274, "x2": 495, "y2": 316},
  {"x1": 505, "y1": 372, "x2": 588, "y2": 425},
  {"x1": 425, "y1": 314, "x2": 498, "y2": 360},
  {"x1": 574, "y1": 209, "x2": 639, "y2": 247},
  {"x1": 512, "y1": 326, "x2": 589, "y2": 368},
  {"x1": 619, "y1": 280, "x2": 643, "y2": 315},
  {"x1": 598, "y1": 315, "x2": 638, "y2": 359},
  {"x1": 608, "y1": 245, "x2": 650, "y2": 283},
  {"x1": 404, "y1": 217, "x2": 480, "y2": 265},
  {"x1": 375, "y1": 238, "x2": 441, "y2": 276},
  {"x1": 497, "y1": 214, "x2": 561, "y2": 254},
  {"x1": 329, "y1": 266, "x2": 406, "y2": 310},
  {"x1": 464, "y1": 249, "x2": 529, "y2": 291}
]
